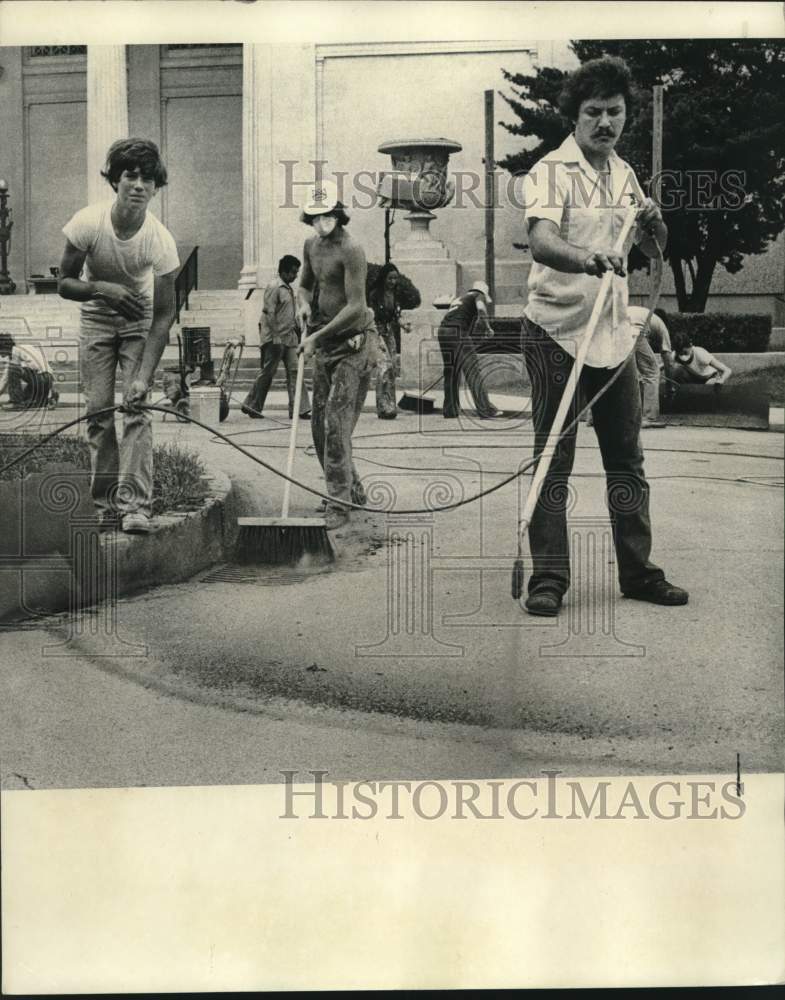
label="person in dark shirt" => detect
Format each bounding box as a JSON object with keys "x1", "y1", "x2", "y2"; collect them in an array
[
  {"x1": 369, "y1": 263, "x2": 420, "y2": 419},
  {"x1": 437, "y1": 281, "x2": 499, "y2": 418}
]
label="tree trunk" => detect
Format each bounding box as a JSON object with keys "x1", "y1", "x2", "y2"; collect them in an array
[
  {"x1": 688, "y1": 253, "x2": 718, "y2": 313},
  {"x1": 669, "y1": 253, "x2": 717, "y2": 313},
  {"x1": 670, "y1": 256, "x2": 690, "y2": 311}
]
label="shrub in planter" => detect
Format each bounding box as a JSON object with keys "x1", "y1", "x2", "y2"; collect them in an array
[
  {"x1": 657, "y1": 312, "x2": 772, "y2": 353},
  {"x1": 0, "y1": 433, "x2": 209, "y2": 515}
]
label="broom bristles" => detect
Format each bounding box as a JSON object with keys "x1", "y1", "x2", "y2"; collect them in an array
[{"x1": 235, "y1": 521, "x2": 335, "y2": 565}]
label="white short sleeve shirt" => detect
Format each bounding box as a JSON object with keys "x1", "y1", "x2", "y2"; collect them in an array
[
  {"x1": 522, "y1": 134, "x2": 649, "y2": 368},
  {"x1": 63, "y1": 200, "x2": 180, "y2": 325}
]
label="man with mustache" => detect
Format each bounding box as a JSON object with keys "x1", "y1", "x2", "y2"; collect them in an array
[
  {"x1": 520, "y1": 56, "x2": 688, "y2": 616},
  {"x1": 296, "y1": 180, "x2": 379, "y2": 531}
]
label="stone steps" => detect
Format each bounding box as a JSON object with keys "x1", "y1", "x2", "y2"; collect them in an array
[{"x1": 47, "y1": 351, "x2": 313, "y2": 396}]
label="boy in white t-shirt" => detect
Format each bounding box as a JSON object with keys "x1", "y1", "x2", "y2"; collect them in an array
[
  {"x1": 58, "y1": 138, "x2": 180, "y2": 533},
  {"x1": 671, "y1": 339, "x2": 732, "y2": 386}
]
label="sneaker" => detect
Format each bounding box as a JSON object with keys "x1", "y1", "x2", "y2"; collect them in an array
[
  {"x1": 524, "y1": 589, "x2": 563, "y2": 617},
  {"x1": 324, "y1": 507, "x2": 350, "y2": 531},
  {"x1": 378, "y1": 412, "x2": 397, "y2": 420},
  {"x1": 623, "y1": 579, "x2": 688, "y2": 606},
  {"x1": 641, "y1": 419, "x2": 666, "y2": 428},
  {"x1": 122, "y1": 512, "x2": 152, "y2": 534}
]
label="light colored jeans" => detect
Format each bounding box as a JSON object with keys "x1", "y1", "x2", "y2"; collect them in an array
[
  {"x1": 375, "y1": 324, "x2": 398, "y2": 418},
  {"x1": 311, "y1": 327, "x2": 377, "y2": 511},
  {"x1": 635, "y1": 336, "x2": 662, "y2": 422},
  {"x1": 80, "y1": 316, "x2": 153, "y2": 517}
]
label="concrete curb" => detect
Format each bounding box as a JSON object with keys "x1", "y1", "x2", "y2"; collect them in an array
[
  {"x1": 0, "y1": 466, "x2": 236, "y2": 623},
  {"x1": 103, "y1": 467, "x2": 237, "y2": 599}
]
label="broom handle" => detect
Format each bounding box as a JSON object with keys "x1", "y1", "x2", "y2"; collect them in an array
[
  {"x1": 281, "y1": 346, "x2": 306, "y2": 519},
  {"x1": 518, "y1": 203, "x2": 638, "y2": 538}
]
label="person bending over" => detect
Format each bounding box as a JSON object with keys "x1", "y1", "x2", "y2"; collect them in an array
[
  {"x1": 437, "y1": 280, "x2": 499, "y2": 419},
  {"x1": 670, "y1": 338, "x2": 731, "y2": 387},
  {"x1": 0, "y1": 334, "x2": 57, "y2": 409}
]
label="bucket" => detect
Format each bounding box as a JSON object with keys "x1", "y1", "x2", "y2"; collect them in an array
[{"x1": 188, "y1": 386, "x2": 222, "y2": 426}]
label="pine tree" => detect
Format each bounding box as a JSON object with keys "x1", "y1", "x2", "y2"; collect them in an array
[{"x1": 498, "y1": 40, "x2": 785, "y2": 312}]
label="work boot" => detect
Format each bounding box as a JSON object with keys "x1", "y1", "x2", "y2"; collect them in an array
[
  {"x1": 524, "y1": 588, "x2": 563, "y2": 617},
  {"x1": 623, "y1": 579, "x2": 688, "y2": 606}
]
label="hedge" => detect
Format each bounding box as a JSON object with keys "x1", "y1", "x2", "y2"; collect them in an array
[{"x1": 658, "y1": 312, "x2": 772, "y2": 353}]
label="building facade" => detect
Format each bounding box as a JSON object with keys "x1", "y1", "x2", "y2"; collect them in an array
[{"x1": 0, "y1": 42, "x2": 782, "y2": 321}]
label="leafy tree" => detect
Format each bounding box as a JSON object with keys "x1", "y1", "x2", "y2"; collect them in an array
[{"x1": 498, "y1": 40, "x2": 785, "y2": 312}]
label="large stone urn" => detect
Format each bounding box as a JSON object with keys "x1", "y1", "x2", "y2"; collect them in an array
[
  {"x1": 377, "y1": 138, "x2": 462, "y2": 257},
  {"x1": 377, "y1": 138, "x2": 462, "y2": 308}
]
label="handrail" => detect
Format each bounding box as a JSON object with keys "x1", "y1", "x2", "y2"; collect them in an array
[{"x1": 174, "y1": 246, "x2": 199, "y2": 323}]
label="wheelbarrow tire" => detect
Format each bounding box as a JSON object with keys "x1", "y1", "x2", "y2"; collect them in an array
[{"x1": 219, "y1": 389, "x2": 230, "y2": 423}]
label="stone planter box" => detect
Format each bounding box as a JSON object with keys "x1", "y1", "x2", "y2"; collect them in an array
[{"x1": 0, "y1": 465, "x2": 234, "y2": 623}]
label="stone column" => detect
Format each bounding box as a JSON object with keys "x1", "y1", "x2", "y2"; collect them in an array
[
  {"x1": 86, "y1": 46, "x2": 129, "y2": 205},
  {"x1": 239, "y1": 44, "x2": 316, "y2": 339},
  {"x1": 271, "y1": 44, "x2": 317, "y2": 272},
  {"x1": 239, "y1": 43, "x2": 273, "y2": 293},
  {"x1": 240, "y1": 43, "x2": 317, "y2": 291}
]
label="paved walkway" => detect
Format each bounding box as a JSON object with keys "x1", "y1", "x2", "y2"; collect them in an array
[{"x1": 1, "y1": 390, "x2": 782, "y2": 787}]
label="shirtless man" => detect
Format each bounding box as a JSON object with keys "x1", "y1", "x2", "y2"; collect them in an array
[{"x1": 296, "y1": 180, "x2": 378, "y2": 530}]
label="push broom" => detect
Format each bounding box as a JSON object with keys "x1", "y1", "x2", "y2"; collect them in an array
[
  {"x1": 235, "y1": 333, "x2": 334, "y2": 565},
  {"x1": 511, "y1": 201, "x2": 639, "y2": 601}
]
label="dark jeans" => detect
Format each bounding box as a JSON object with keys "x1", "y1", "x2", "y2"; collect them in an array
[
  {"x1": 243, "y1": 341, "x2": 311, "y2": 417},
  {"x1": 521, "y1": 317, "x2": 665, "y2": 597},
  {"x1": 437, "y1": 320, "x2": 494, "y2": 418},
  {"x1": 8, "y1": 365, "x2": 53, "y2": 407}
]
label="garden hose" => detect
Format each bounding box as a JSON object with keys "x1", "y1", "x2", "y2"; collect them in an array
[{"x1": 0, "y1": 236, "x2": 756, "y2": 522}]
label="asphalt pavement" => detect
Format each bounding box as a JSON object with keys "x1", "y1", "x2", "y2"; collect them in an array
[{"x1": 1, "y1": 396, "x2": 782, "y2": 788}]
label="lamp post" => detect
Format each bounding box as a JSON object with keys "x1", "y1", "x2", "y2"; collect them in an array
[{"x1": 0, "y1": 179, "x2": 16, "y2": 295}]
